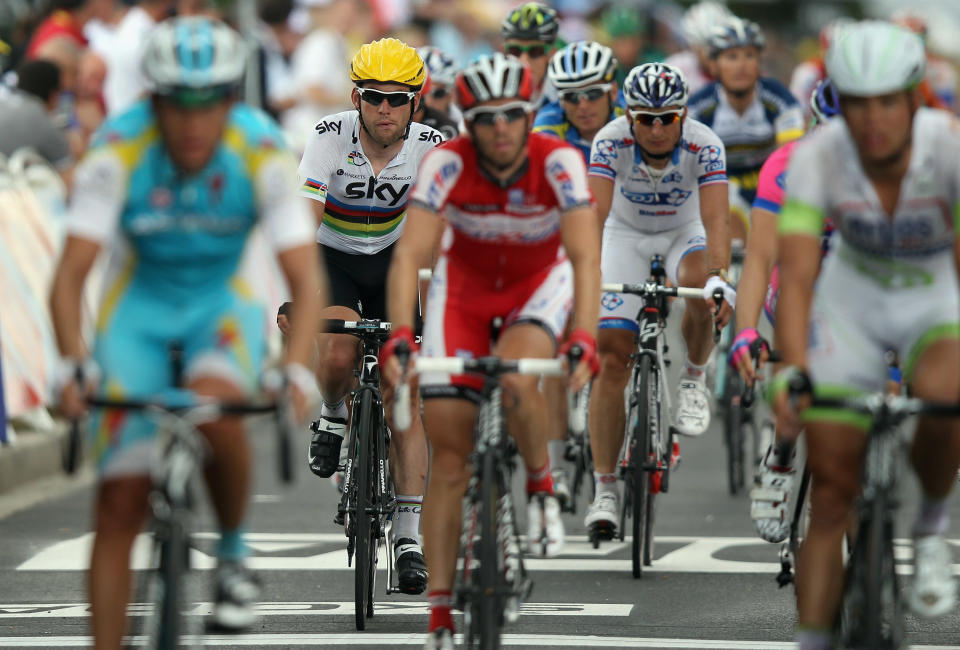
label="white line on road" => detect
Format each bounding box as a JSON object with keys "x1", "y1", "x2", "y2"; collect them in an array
[
  {"x1": 17, "y1": 533, "x2": 959, "y2": 575},
  {"x1": 0, "y1": 601, "x2": 632, "y2": 619},
  {"x1": 0, "y1": 633, "x2": 958, "y2": 648}
]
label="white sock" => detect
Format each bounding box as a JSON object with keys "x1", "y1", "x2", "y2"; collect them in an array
[
  {"x1": 321, "y1": 398, "x2": 348, "y2": 421},
  {"x1": 394, "y1": 495, "x2": 423, "y2": 543},
  {"x1": 548, "y1": 440, "x2": 566, "y2": 470},
  {"x1": 683, "y1": 358, "x2": 708, "y2": 381},
  {"x1": 595, "y1": 473, "x2": 618, "y2": 498}
]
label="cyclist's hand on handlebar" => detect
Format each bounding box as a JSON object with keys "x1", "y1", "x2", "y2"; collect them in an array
[
  {"x1": 263, "y1": 362, "x2": 319, "y2": 424},
  {"x1": 769, "y1": 365, "x2": 811, "y2": 442},
  {"x1": 559, "y1": 328, "x2": 600, "y2": 392},
  {"x1": 379, "y1": 326, "x2": 419, "y2": 386},
  {"x1": 703, "y1": 275, "x2": 735, "y2": 329},
  {"x1": 729, "y1": 328, "x2": 769, "y2": 385},
  {"x1": 54, "y1": 357, "x2": 100, "y2": 419}
]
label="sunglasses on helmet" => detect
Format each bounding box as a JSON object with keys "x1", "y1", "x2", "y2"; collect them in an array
[
  {"x1": 505, "y1": 43, "x2": 550, "y2": 59},
  {"x1": 357, "y1": 87, "x2": 417, "y2": 108},
  {"x1": 463, "y1": 101, "x2": 531, "y2": 126},
  {"x1": 559, "y1": 84, "x2": 612, "y2": 104},
  {"x1": 628, "y1": 108, "x2": 684, "y2": 126}
]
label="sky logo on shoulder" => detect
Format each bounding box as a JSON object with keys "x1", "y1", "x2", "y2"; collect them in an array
[{"x1": 347, "y1": 151, "x2": 366, "y2": 166}]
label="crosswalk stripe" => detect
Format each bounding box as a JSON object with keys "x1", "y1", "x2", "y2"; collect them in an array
[{"x1": 0, "y1": 634, "x2": 957, "y2": 648}]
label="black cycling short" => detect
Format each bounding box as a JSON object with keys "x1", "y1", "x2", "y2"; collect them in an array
[{"x1": 322, "y1": 243, "x2": 393, "y2": 319}]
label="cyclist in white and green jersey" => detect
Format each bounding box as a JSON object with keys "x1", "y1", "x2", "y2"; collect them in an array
[{"x1": 771, "y1": 21, "x2": 960, "y2": 649}]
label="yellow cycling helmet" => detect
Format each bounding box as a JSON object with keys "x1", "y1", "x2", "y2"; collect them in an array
[{"x1": 350, "y1": 38, "x2": 426, "y2": 90}]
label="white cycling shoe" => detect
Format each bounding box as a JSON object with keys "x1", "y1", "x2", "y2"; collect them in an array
[
  {"x1": 749, "y1": 444, "x2": 795, "y2": 543},
  {"x1": 909, "y1": 534, "x2": 956, "y2": 618},
  {"x1": 584, "y1": 492, "x2": 619, "y2": 538},
  {"x1": 551, "y1": 467, "x2": 571, "y2": 509},
  {"x1": 424, "y1": 628, "x2": 455, "y2": 650},
  {"x1": 526, "y1": 493, "x2": 564, "y2": 557},
  {"x1": 675, "y1": 378, "x2": 710, "y2": 436}
]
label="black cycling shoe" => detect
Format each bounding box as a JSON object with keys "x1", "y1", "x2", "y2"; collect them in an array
[
  {"x1": 394, "y1": 537, "x2": 428, "y2": 595},
  {"x1": 308, "y1": 417, "x2": 346, "y2": 478}
]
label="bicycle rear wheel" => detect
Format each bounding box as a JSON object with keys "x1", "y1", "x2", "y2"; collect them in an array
[
  {"x1": 475, "y1": 447, "x2": 503, "y2": 650},
  {"x1": 631, "y1": 355, "x2": 653, "y2": 579},
  {"x1": 354, "y1": 389, "x2": 375, "y2": 631}
]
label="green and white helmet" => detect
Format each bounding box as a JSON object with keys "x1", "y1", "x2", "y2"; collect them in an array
[{"x1": 825, "y1": 20, "x2": 925, "y2": 97}]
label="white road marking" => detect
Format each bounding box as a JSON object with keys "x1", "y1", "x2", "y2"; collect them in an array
[
  {"x1": 0, "y1": 601, "x2": 632, "y2": 619},
  {"x1": 0, "y1": 634, "x2": 957, "y2": 648},
  {"x1": 17, "y1": 534, "x2": 958, "y2": 575}
]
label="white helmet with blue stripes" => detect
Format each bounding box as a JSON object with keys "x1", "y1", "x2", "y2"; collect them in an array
[
  {"x1": 623, "y1": 62, "x2": 688, "y2": 108},
  {"x1": 143, "y1": 17, "x2": 247, "y2": 99},
  {"x1": 547, "y1": 41, "x2": 618, "y2": 90}
]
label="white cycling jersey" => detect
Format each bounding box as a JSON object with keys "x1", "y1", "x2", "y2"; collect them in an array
[
  {"x1": 588, "y1": 115, "x2": 728, "y2": 234},
  {"x1": 297, "y1": 110, "x2": 443, "y2": 255},
  {"x1": 780, "y1": 107, "x2": 960, "y2": 400}
]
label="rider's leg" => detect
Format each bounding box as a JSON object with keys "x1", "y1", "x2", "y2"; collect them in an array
[
  {"x1": 544, "y1": 376, "x2": 570, "y2": 501},
  {"x1": 795, "y1": 421, "x2": 866, "y2": 637},
  {"x1": 89, "y1": 476, "x2": 151, "y2": 650},
  {"x1": 420, "y1": 397, "x2": 478, "y2": 632},
  {"x1": 676, "y1": 248, "x2": 713, "y2": 369},
  {"x1": 904, "y1": 336, "x2": 960, "y2": 616},
  {"x1": 588, "y1": 328, "x2": 635, "y2": 476}
]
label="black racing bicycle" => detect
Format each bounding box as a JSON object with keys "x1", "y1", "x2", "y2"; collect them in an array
[
  {"x1": 64, "y1": 344, "x2": 293, "y2": 650},
  {"x1": 561, "y1": 385, "x2": 593, "y2": 514},
  {"x1": 787, "y1": 374, "x2": 960, "y2": 650},
  {"x1": 596, "y1": 255, "x2": 722, "y2": 578},
  {"x1": 321, "y1": 319, "x2": 404, "y2": 631},
  {"x1": 400, "y1": 355, "x2": 566, "y2": 650}
]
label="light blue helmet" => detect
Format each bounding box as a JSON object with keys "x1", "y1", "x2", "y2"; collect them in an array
[
  {"x1": 143, "y1": 17, "x2": 246, "y2": 102},
  {"x1": 547, "y1": 41, "x2": 618, "y2": 90}
]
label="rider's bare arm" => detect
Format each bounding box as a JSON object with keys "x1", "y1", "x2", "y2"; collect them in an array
[
  {"x1": 387, "y1": 204, "x2": 446, "y2": 333},
  {"x1": 736, "y1": 206, "x2": 778, "y2": 333},
  {"x1": 561, "y1": 205, "x2": 602, "y2": 337},
  {"x1": 588, "y1": 176, "x2": 614, "y2": 242},
  {"x1": 698, "y1": 181, "x2": 732, "y2": 273},
  {"x1": 50, "y1": 236, "x2": 100, "y2": 359}
]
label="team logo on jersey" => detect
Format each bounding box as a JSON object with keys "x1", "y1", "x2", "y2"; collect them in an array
[
  {"x1": 208, "y1": 173, "x2": 225, "y2": 203},
  {"x1": 508, "y1": 189, "x2": 524, "y2": 205},
  {"x1": 425, "y1": 160, "x2": 461, "y2": 207},
  {"x1": 662, "y1": 170, "x2": 683, "y2": 184},
  {"x1": 547, "y1": 160, "x2": 577, "y2": 205},
  {"x1": 344, "y1": 177, "x2": 409, "y2": 206},
  {"x1": 775, "y1": 171, "x2": 786, "y2": 189},
  {"x1": 150, "y1": 187, "x2": 173, "y2": 209},
  {"x1": 592, "y1": 138, "x2": 619, "y2": 164},
  {"x1": 621, "y1": 187, "x2": 692, "y2": 207},
  {"x1": 315, "y1": 119, "x2": 342, "y2": 135},
  {"x1": 601, "y1": 292, "x2": 624, "y2": 311},
  {"x1": 347, "y1": 151, "x2": 366, "y2": 166},
  {"x1": 698, "y1": 145, "x2": 722, "y2": 165},
  {"x1": 630, "y1": 165, "x2": 649, "y2": 179}
]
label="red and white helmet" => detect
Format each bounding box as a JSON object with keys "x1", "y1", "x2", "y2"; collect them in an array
[{"x1": 455, "y1": 53, "x2": 534, "y2": 112}]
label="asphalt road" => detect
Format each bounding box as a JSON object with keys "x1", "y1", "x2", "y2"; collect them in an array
[{"x1": 3, "y1": 331, "x2": 960, "y2": 648}]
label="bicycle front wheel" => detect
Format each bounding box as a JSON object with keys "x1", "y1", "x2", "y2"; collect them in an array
[
  {"x1": 631, "y1": 355, "x2": 653, "y2": 579},
  {"x1": 154, "y1": 518, "x2": 189, "y2": 650},
  {"x1": 474, "y1": 447, "x2": 503, "y2": 650},
  {"x1": 723, "y1": 372, "x2": 745, "y2": 495},
  {"x1": 353, "y1": 389, "x2": 375, "y2": 631}
]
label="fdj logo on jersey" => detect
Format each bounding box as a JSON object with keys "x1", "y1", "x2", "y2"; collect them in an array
[{"x1": 344, "y1": 177, "x2": 410, "y2": 206}]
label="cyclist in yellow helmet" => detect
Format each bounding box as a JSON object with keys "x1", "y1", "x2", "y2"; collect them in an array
[{"x1": 296, "y1": 37, "x2": 442, "y2": 596}]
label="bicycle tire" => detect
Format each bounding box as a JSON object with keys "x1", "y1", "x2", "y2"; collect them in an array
[
  {"x1": 354, "y1": 389, "x2": 375, "y2": 631},
  {"x1": 723, "y1": 372, "x2": 745, "y2": 495},
  {"x1": 154, "y1": 518, "x2": 188, "y2": 650},
  {"x1": 632, "y1": 355, "x2": 652, "y2": 579},
  {"x1": 476, "y1": 446, "x2": 503, "y2": 650},
  {"x1": 643, "y1": 368, "x2": 660, "y2": 567},
  {"x1": 865, "y1": 493, "x2": 893, "y2": 649}
]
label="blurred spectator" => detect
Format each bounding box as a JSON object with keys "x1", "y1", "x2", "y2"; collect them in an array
[
  {"x1": 0, "y1": 59, "x2": 71, "y2": 170},
  {"x1": 283, "y1": 0, "x2": 354, "y2": 150},
  {"x1": 890, "y1": 9, "x2": 956, "y2": 111},
  {"x1": 26, "y1": 0, "x2": 114, "y2": 58},
  {"x1": 600, "y1": 3, "x2": 664, "y2": 87},
  {"x1": 89, "y1": 0, "x2": 174, "y2": 114},
  {"x1": 426, "y1": 0, "x2": 496, "y2": 68},
  {"x1": 664, "y1": 1, "x2": 731, "y2": 96},
  {"x1": 256, "y1": 0, "x2": 303, "y2": 120}
]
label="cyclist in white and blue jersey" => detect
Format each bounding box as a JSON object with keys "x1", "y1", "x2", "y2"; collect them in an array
[{"x1": 49, "y1": 18, "x2": 324, "y2": 646}]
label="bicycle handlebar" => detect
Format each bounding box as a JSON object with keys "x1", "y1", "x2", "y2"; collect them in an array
[
  {"x1": 414, "y1": 356, "x2": 566, "y2": 376},
  {"x1": 322, "y1": 319, "x2": 392, "y2": 337},
  {"x1": 602, "y1": 283, "x2": 702, "y2": 299}
]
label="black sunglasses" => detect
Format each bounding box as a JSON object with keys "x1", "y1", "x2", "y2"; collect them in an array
[
  {"x1": 357, "y1": 87, "x2": 416, "y2": 108},
  {"x1": 560, "y1": 85, "x2": 611, "y2": 104},
  {"x1": 430, "y1": 86, "x2": 451, "y2": 99},
  {"x1": 505, "y1": 43, "x2": 549, "y2": 59}
]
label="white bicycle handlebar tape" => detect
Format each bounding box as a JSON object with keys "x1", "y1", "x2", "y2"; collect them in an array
[
  {"x1": 414, "y1": 357, "x2": 565, "y2": 376},
  {"x1": 393, "y1": 381, "x2": 412, "y2": 431},
  {"x1": 418, "y1": 268, "x2": 433, "y2": 281}
]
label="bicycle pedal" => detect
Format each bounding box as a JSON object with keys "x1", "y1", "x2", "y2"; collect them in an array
[{"x1": 589, "y1": 521, "x2": 616, "y2": 543}]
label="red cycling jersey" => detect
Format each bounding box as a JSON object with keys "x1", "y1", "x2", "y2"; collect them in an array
[{"x1": 410, "y1": 132, "x2": 593, "y2": 289}]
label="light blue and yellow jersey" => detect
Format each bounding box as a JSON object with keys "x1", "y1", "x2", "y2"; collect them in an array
[{"x1": 533, "y1": 93, "x2": 627, "y2": 162}]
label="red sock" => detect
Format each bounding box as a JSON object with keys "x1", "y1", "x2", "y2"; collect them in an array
[
  {"x1": 525, "y1": 462, "x2": 553, "y2": 495},
  {"x1": 428, "y1": 590, "x2": 454, "y2": 633}
]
